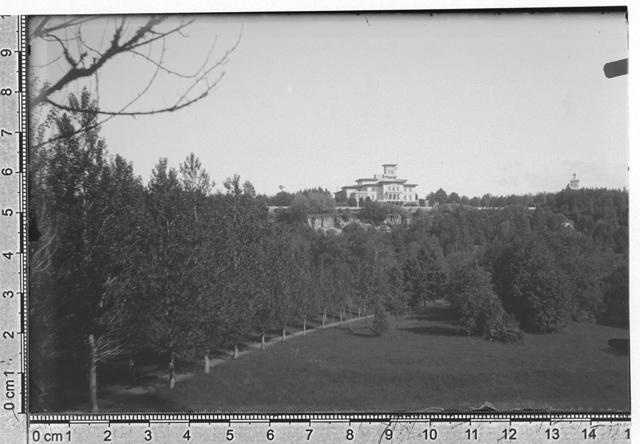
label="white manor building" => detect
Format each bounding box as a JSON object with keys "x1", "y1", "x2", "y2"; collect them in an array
[{"x1": 336, "y1": 164, "x2": 418, "y2": 205}]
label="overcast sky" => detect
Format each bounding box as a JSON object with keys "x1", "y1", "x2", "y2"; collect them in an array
[{"x1": 32, "y1": 10, "x2": 628, "y2": 197}]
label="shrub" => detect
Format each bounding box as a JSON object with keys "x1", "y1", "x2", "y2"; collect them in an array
[
  {"x1": 601, "y1": 264, "x2": 629, "y2": 328},
  {"x1": 510, "y1": 242, "x2": 572, "y2": 333},
  {"x1": 483, "y1": 311, "x2": 524, "y2": 343},
  {"x1": 490, "y1": 236, "x2": 573, "y2": 334},
  {"x1": 448, "y1": 262, "x2": 522, "y2": 343},
  {"x1": 403, "y1": 238, "x2": 449, "y2": 308},
  {"x1": 360, "y1": 200, "x2": 390, "y2": 225},
  {"x1": 544, "y1": 231, "x2": 608, "y2": 323},
  {"x1": 372, "y1": 304, "x2": 389, "y2": 336}
]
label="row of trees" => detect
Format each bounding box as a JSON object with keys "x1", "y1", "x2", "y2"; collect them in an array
[
  {"x1": 269, "y1": 185, "x2": 628, "y2": 258},
  {"x1": 30, "y1": 91, "x2": 415, "y2": 411},
  {"x1": 425, "y1": 185, "x2": 628, "y2": 214}
]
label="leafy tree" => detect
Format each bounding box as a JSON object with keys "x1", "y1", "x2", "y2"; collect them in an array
[
  {"x1": 372, "y1": 303, "x2": 389, "y2": 336},
  {"x1": 142, "y1": 158, "x2": 207, "y2": 385},
  {"x1": 510, "y1": 239, "x2": 572, "y2": 333},
  {"x1": 30, "y1": 89, "x2": 145, "y2": 410},
  {"x1": 359, "y1": 200, "x2": 389, "y2": 225},
  {"x1": 447, "y1": 192, "x2": 461, "y2": 204},
  {"x1": 243, "y1": 180, "x2": 256, "y2": 197},
  {"x1": 403, "y1": 237, "x2": 448, "y2": 307},
  {"x1": 306, "y1": 191, "x2": 337, "y2": 213},
  {"x1": 179, "y1": 152, "x2": 212, "y2": 222},
  {"x1": 545, "y1": 231, "x2": 609, "y2": 322},
  {"x1": 383, "y1": 265, "x2": 409, "y2": 324},
  {"x1": 289, "y1": 193, "x2": 312, "y2": 223},
  {"x1": 601, "y1": 264, "x2": 629, "y2": 328},
  {"x1": 480, "y1": 193, "x2": 493, "y2": 207},
  {"x1": 447, "y1": 260, "x2": 521, "y2": 342},
  {"x1": 207, "y1": 183, "x2": 266, "y2": 355},
  {"x1": 270, "y1": 190, "x2": 294, "y2": 206},
  {"x1": 429, "y1": 188, "x2": 448, "y2": 205},
  {"x1": 290, "y1": 190, "x2": 336, "y2": 219}
]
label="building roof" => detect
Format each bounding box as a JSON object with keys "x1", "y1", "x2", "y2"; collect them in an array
[
  {"x1": 343, "y1": 164, "x2": 419, "y2": 192},
  {"x1": 377, "y1": 179, "x2": 407, "y2": 184}
]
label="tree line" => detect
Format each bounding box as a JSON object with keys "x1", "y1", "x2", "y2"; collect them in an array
[{"x1": 30, "y1": 91, "x2": 628, "y2": 412}]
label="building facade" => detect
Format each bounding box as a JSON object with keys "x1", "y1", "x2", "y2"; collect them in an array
[{"x1": 336, "y1": 164, "x2": 418, "y2": 205}]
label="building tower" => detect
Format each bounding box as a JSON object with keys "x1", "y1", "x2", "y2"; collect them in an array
[
  {"x1": 568, "y1": 173, "x2": 580, "y2": 190},
  {"x1": 382, "y1": 163, "x2": 398, "y2": 178}
]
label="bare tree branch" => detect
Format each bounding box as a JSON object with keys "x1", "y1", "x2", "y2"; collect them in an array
[
  {"x1": 129, "y1": 35, "x2": 217, "y2": 80},
  {"x1": 31, "y1": 16, "x2": 101, "y2": 39},
  {"x1": 42, "y1": 34, "x2": 83, "y2": 68},
  {"x1": 30, "y1": 16, "x2": 242, "y2": 149},
  {"x1": 44, "y1": 71, "x2": 224, "y2": 117},
  {"x1": 30, "y1": 16, "x2": 165, "y2": 107},
  {"x1": 31, "y1": 52, "x2": 64, "y2": 69},
  {"x1": 125, "y1": 18, "x2": 195, "y2": 51}
]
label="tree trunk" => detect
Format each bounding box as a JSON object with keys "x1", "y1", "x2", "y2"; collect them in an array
[
  {"x1": 233, "y1": 343, "x2": 239, "y2": 359},
  {"x1": 282, "y1": 327, "x2": 286, "y2": 342},
  {"x1": 168, "y1": 353, "x2": 176, "y2": 389},
  {"x1": 322, "y1": 310, "x2": 326, "y2": 328},
  {"x1": 358, "y1": 307, "x2": 361, "y2": 319},
  {"x1": 363, "y1": 303, "x2": 368, "y2": 325},
  {"x1": 88, "y1": 334, "x2": 98, "y2": 413},
  {"x1": 303, "y1": 317, "x2": 306, "y2": 335},
  {"x1": 128, "y1": 357, "x2": 136, "y2": 386},
  {"x1": 261, "y1": 331, "x2": 266, "y2": 350},
  {"x1": 204, "y1": 352, "x2": 210, "y2": 374},
  {"x1": 340, "y1": 308, "x2": 343, "y2": 321}
]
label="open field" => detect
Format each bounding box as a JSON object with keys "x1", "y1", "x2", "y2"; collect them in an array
[{"x1": 93, "y1": 305, "x2": 629, "y2": 413}]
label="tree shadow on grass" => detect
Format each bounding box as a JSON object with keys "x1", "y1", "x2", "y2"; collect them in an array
[
  {"x1": 336, "y1": 326, "x2": 377, "y2": 338},
  {"x1": 401, "y1": 325, "x2": 466, "y2": 337},
  {"x1": 350, "y1": 330, "x2": 378, "y2": 338},
  {"x1": 600, "y1": 347, "x2": 629, "y2": 357},
  {"x1": 407, "y1": 306, "x2": 458, "y2": 323},
  {"x1": 99, "y1": 391, "x2": 186, "y2": 412}
]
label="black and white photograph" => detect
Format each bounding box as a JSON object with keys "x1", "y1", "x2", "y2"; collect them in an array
[{"x1": 26, "y1": 7, "x2": 629, "y2": 415}]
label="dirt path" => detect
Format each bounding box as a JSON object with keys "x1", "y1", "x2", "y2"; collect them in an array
[
  {"x1": 216, "y1": 314, "x2": 375, "y2": 362},
  {"x1": 110, "y1": 314, "x2": 374, "y2": 396}
]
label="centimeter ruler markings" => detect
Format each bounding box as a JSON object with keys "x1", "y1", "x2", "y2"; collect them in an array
[
  {"x1": 0, "y1": 14, "x2": 632, "y2": 444},
  {"x1": 17, "y1": 14, "x2": 28, "y2": 421},
  {"x1": 26, "y1": 413, "x2": 630, "y2": 443},
  {"x1": 0, "y1": 12, "x2": 28, "y2": 444},
  {"x1": 0, "y1": 13, "x2": 27, "y2": 444}
]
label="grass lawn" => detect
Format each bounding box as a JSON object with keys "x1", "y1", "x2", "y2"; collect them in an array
[{"x1": 141, "y1": 305, "x2": 630, "y2": 413}]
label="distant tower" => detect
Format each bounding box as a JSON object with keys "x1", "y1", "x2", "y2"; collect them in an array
[
  {"x1": 568, "y1": 173, "x2": 580, "y2": 190},
  {"x1": 382, "y1": 163, "x2": 398, "y2": 178}
]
